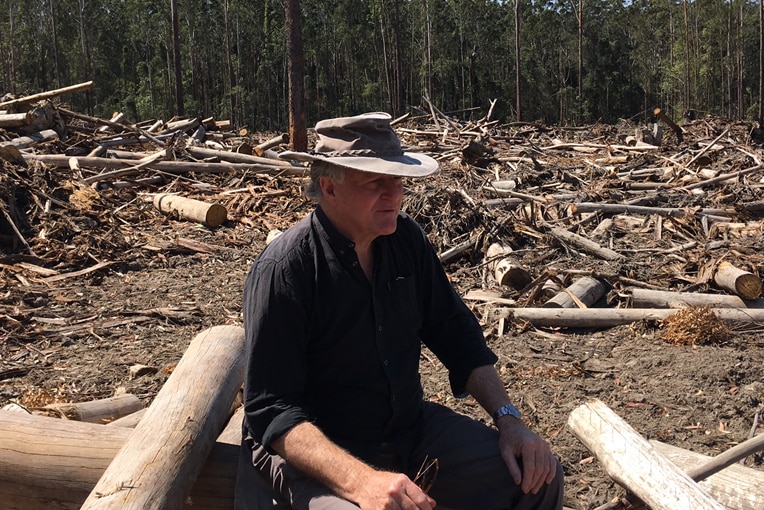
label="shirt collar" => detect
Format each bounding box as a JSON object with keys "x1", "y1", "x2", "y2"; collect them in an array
[{"x1": 314, "y1": 205, "x2": 357, "y2": 254}]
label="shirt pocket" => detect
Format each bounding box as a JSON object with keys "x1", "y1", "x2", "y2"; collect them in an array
[{"x1": 386, "y1": 275, "x2": 423, "y2": 336}]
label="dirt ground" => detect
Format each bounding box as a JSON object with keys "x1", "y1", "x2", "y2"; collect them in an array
[{"x1": 2, "y1": 116, "x2": 764, "y2": 509}]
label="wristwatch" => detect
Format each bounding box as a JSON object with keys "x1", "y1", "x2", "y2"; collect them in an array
[{"x1": 493, "y1": 403, "x2": 522, "y2": 425}]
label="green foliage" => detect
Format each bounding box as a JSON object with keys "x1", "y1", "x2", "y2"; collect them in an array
[{"x1": 1, "y1": 0, "x2": 762, "y2": 128}]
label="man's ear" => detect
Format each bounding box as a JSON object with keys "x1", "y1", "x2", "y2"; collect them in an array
[{"x1": 320, "y1": 176, "x2": 337, "y2": 199}]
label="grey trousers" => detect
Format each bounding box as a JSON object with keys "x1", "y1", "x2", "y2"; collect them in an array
[{"x1": 235, "y1": 401, "x2": 564, "y2": 510}]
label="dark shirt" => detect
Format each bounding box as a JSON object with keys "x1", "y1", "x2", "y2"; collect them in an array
[{"x1": 242, "y1": 206, "x2": 497, "y2": 465}]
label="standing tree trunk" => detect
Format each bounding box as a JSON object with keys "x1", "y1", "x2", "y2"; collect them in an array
[
  {"x1": 78, "y1": 0, "x2": 93, "y2": 113},
  {"x1": 224, "y1": 0, "x2": 237, "y2": 125},
  {"x1": 683, "y1": 0, "x2": 691, "y2": 112},
  {"x1": 760, "y1": 0, "x2": 763, "y2": 123},
  {"x1": 50, "y1": 0, "x2": 61, "y2": 88},
  {"x1": 285, "y1": 0, "x2": 307, "y2": 151},
  {"x1": 514, "y1": 0, "x2": 521, "y2": 120},
  {"x1": 576, "y1": 0, "x2": 584, "y2": 123},
  {"x1": 171, "y1": 0, "x2": 184, "y2": 116}
]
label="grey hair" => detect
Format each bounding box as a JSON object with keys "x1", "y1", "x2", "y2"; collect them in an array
[{"x1": 304, "y1": 160, "x2": 346, "y2": 202}]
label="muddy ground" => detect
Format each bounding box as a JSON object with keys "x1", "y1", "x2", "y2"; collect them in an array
[{"x1": 2, "y1": 115, "x2": 764, "y2": 509}]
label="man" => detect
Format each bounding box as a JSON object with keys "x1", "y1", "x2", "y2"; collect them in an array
[{"x1": 238, "y1": 112, "x2": 563, "y2": 510}]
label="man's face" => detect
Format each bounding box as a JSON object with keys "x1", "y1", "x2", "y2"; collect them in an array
[{"x1": 321, "y1": 168, "x2": 404, "y2": 245}]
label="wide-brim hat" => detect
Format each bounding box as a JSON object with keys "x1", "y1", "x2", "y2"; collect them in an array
[{"x1": 279, "y1": 112, "x2": 438, "y2": 177}]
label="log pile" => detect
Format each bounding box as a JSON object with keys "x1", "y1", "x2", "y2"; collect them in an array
[{"x1": 2, "y1": 82, "x2": 764, "y2": 509}]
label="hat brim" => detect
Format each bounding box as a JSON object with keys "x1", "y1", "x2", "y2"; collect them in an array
[{"x1": 279, "y1": 151, "x2": 438, "y2": 177}]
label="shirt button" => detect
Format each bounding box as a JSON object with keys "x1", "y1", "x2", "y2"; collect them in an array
[
  {"x1": 377, "y1": 325, "x2": 383, "y2": 332},
  {"x1": 339, "y1": 250, "x2": 345, "y2": 255},
  {"x1": 349, "y1": 243, "x2": 355, "y2": 248},
  {"x1": 392, "y1": 395, "x2": 397, "y2": 402},
  {"x1": 352, "y1": 261, "x2": 358, "y2": 267},
  {"x1": 383, "y1": 359, "x2": 389, "y2": 366}
]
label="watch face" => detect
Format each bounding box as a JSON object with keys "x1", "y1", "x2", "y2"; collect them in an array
[{"x1": 494, "y1": 404, "x2": 521, "y2": 421}]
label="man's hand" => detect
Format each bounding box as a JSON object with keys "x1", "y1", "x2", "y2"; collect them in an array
[
  {"x1": 273, "y1": 422, "x2": 436, "y2": 509},
  {"x1": 354, "y1": 471, "x2": 436, "y2": 510},
  {"x1": 464, "y1": 365, "x2": 560, "y2": 495},
  {"x1": 496, "y1": 417, "x2": 558, "y2": 494}
]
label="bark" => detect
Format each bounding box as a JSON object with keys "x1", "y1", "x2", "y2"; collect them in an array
[
  {"x1": 285, "y1": 0, "x2": 307, "y2": 152},
  {"x1": 568, "y1": 399, "x2": 724, "y2": 510},
  {"x1": 80, "y1": 325, "x2": 245, "y2": 510}
]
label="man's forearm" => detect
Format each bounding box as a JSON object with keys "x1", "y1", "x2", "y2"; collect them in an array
[
  {"x1": 271, "y1": 421, "x2": 376, "y2": 501},
  {"x1": 464, "y1": 364, "x2": 514, "y2": 419}
]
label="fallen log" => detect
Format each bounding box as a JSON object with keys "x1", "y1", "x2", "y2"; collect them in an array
[
  {"x1": 631, "y1": 288, "x2": 749, "y2": 309},
  {"x1": 153, "y1": 194, "x2": 228, "y2": 228},
  {"x1": 568, "y1": 399, "x2": 724, "y2": 510},
  {"x1": 545, "y1": 225, "x2": 623, "y2": 261},
  {"x1": 713, "y1": 261, "x2": 762, "y2": 300},
  {"x1": 651, "y1": 440, "x2": 764, "y2": 510},
  {"x1": 0, "y1": 81, "x2": 94, "y2": 109},
  {"x1": 543, "y1": 276, "x2": 607, "y2": 308},
  {"x1": 0, "y1": 112, "x2": 30, "y2": 128},
  {"x1": 42, "y1": 394, "x2": 143, "y2": 423},
  {"x1": 22, "y1": 153, "x2": 308, "y2": 177},
  {"x1": 0, "y1": 409, "x2": 240, "y2": 510},
  {"x1": 1, "y1": 129, "x2": 59, "y2": 148},
  {"x1": 185, "y1": 146, "x2": 295, "y2": 167},
  {"x1": 493, "y1": 307, "x2": 764, "y2": 328},
  {"x1": 571, "y1": 202, "x2": 735, "y2": 221},
  {"x1": 654, "y1": 107, "x2": 684, "y2": 143},
  {"x1": 485, "y1": 243, "x2": 531, "y2": 289},
  {"x1": 81, "y1": 325, "x2": 246, "y2": 510}
]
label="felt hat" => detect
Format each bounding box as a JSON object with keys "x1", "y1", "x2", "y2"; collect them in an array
[{"x1": 280, "y1": 112, "x2": 438, "y2": 177}]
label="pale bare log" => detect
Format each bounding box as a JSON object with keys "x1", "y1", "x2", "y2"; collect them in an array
[
  {"x1": 631, "y1": 288, "x2": 749, "y2": 309},
  {"x1": 255, "y1": 133, "x2": 290, "y2": 154},
  {"x1": 571, "y1": 202, "x2": 735, "y2": 221},
  {"x1": 42, "y1": 394, "x2": 143, "y2": 424},
  {"x1": 185, "y1": 146, "x2": 295, "y2": 167},
  {"x1": 0, "y1": 112, "x2": 30, "y2": 127},
  {"x1": 543, "y1": 276, "x2": 607, "y2": 308},
  {"x1": 22, "y1": 153, "x2": 308, "y2": 177},
  {"x1": 153, "y1": 194, "x2": 228, "y2": 228},
  {"x1": 0, "y1": 81, "x2": 95, "y2": 109},
  {"x1": 81, "y1": 325, "x2": 246, "y2": 510},
  {"x1": 485, "y1": 243, "x2": 531, "y2": 289},
  {"x1": 651, "y1": 440, "x2": 764, "y2": 510},
  {"x1": 493, "y1": 307, "x2": 764, "y2": 328},
  {"x1": 546, "y1": 225, "x2": 623, "y2": 261},
  {"x1": 0, "y1": 409, "x2": 240, "y2": 510},
  {"x1": 106, "y1": 408, "x2": 146, "y2": 428},
  {"x1": 713, "y1": 261, "x2": 763, "y2": 300},
  {"x1": 568, "y1": 399, "x2": 724, "y2": 510},
  {"x1": 1, "y1": 129, "x2": 58, "y2": 148}
]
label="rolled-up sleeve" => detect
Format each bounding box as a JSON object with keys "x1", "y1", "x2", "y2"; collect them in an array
[
  {"x1": 412, "y1": 223, "x2": 498, "y2": 397},
  {"x1": 242, "y1": 253, "x2": 314, "y2": 450}
]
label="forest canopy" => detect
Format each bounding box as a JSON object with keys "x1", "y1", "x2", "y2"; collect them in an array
[{"x1": 1, "y1": 0, "x2": 761, "y2": 130}]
